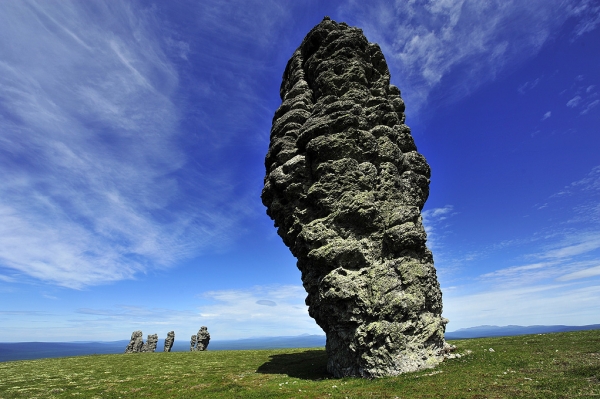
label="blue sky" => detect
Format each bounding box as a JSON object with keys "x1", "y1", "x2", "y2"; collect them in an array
[{"x1": 0, "y1": 0, "x2": 598, "y2": 342}]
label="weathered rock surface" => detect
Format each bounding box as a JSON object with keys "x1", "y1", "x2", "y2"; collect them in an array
[
  {"x1": 196, "y1": 326, "x2": 210, "y2": 351},
  {"x1": 261, "y1": 17, "x2": 447, "y2": 378},
  {"x1": 124, "y1": 330, "x2": 144, "y2": 353},
  {"x1": 190, "y1": 327, "x2": 210, "y2": 351},
  {"x1": 141, "y1": 334, "x2": 158, "y2": 352},
  {"x1": 164, "y1": 331, "x2": 175, "y2": 352}
]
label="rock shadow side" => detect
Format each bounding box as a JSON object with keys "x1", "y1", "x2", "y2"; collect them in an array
[{"x1": 262, "y1": 17, "x2": 447, "y2": 378}]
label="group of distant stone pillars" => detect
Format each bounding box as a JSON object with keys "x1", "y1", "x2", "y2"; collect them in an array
[
  {"x1": 124, "y1": 330, "x2": 174, "y2": 353},
  {"x1": 124, "y1": 327, "x2": 210, "y2": 353}
]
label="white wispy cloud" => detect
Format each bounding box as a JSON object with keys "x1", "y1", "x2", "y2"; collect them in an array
[
  {"x1": 570, "y1": 165, "x2": 600, "y2": 191},
  {"x1": 196, "y1": 285, "x2": 323, "y2": 339},
  {"x1": 440, "y1": 165, "x2": 600, "y2": 329},
  {"x1": 541, "y1": 111, "x2": 552, "y2": 120},
  {"x1": 75, "y1": 305, "x2": 199, "y2": 325},
  {"x1": 551, "y1": 165, "x2": 600, "y2": 201},
  {"x1": 0, "y1": 310, "x2": 49, "y2": 316},
  {"x1": 161, "y1": 0, "x2": 291, "y2": 150},
  {"x1": 256, "y1": 300, "x2": 277, "y2": 307},
  {"x1": 0, "y1": 284, "x2": 321, "y2": 341},
  {"x1": 0, "y1": 1, "x2": 258, "y2": 288},
  {"x1": 15, "y1": 305, "x2": 206, "y2": 341},
  {"x1": 539, "y1": 233, "x2": 600, "y2": 259},
  {"x1": 422, "y1": 205, "x2": 455, "y2": 252},
  {"x1": 562, "y1": 75, "x2": 598, "y2": 115},
  {"x1": 581, "y1": 99, "x2": 599, "y2": 115},
  {"x1": 567, "y1": 96, "x2": 582, "y2": 107},
  {"x1": 558, "y1": 265, "x2": 600, "y2": 281},
  {"x1": 518, "y1": 77, "x2": 542, "y2": 94},
  {"x1": 444, "y1": 283, "x2": 600, "y2": 329},
  {"x1": 480, "y1": 262, "x2": 555, "y2": 281},
  {"x1": 0, "y1": 274, "x2": 15, "y2": 283},
  {"x1": 180, "y1": 0, "x2": 286, "y2": 49},
  {"x1": 422, "y1": 205, "x2": 455, "y2": 221},
  {"x1": 571, "y1": 0, "x2": 600, "y2": 37},
  {"x1": 474, "y1": 166, "x2": 600, "y2": 286},
  {"x1": 478, "y1": 258, "x2": 600, "y2": 288},
  {"x1": 341, "y1": 0, "x2": 597, "y2": 115}
]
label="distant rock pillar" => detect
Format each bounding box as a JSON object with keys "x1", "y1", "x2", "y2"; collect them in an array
[
  {"x1": 190, "y1": 335, "x2": 197, "y2": 352},
  {"x1": 164, "y1": 331, "x2": 175, "y2": 352},
  {"x1": 142, "y1": 334, "x2": 158, "y2": 352},
  {"x1": 125, "y1": 330, "x2": 144, "y2": 353},
  {"x1": 196, "y1": 326, "x2": 211, "y2": 351}
]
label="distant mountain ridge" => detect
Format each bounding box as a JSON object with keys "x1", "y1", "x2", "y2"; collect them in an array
[
  {"x1": 1, "y1": 325, "x2": 599, "y2": 362},
  {"x1": 444, "y1": 324, "x2": 600, "y2": 339}
]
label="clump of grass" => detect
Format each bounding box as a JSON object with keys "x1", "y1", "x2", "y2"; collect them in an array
[{"x1": 0, "y1": 329, "x2": 598, "y2": 398}]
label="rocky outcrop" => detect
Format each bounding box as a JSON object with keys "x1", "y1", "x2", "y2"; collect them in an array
[
  {"x1": 190, "y1": 335, "x2": 197, "y2": 352},
  {"x1": 141, "y1": 334, "x2": 158, "y2": 352},
  {"x1": 196, "y1": 326, "x2": 210, "y2": 351},
  {"x1": 190, "y1": 327, "x2": 210, "y2": 351},
  {"x1": 124, "y1": 331, "x2": 144, "y2": 353},
  {"x1": 261, "y1": 17, "x2": 447, "y2": 378},
  {"x1": 164, "y1": 331, "x2": 175, "y2": 352}
]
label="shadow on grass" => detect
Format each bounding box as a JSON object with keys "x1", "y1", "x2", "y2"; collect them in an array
[
  {"x1": 256, "y1": 349, "x2": 331, "y2": 380},
  {"x1": 568, "y1": 364, "x2": 600, "y2": 378}
]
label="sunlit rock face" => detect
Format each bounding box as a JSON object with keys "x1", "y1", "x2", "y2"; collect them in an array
[
  {"x1": 124, "y1": 330, "x2": 144, "y2": 353},
  {"x1": 164, "y1": 331, "x2": 175, "y2": 352},
  {"x1": 262, "y1": 17, "x2": 447, "y2": 378},
  {"x1": 190, "y1": 326, "x2": 210, "y2": 351},
  {"x1": 196, "y1": 326, "x2": 211, "y2": 351},
  {"x1": 141, "y1": 334, "x2": 158, "y2": 352}
]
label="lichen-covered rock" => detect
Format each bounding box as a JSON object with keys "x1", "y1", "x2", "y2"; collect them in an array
[
  {"x1": 164, "y1": 331, "x2": 175, "y2": 352},
  {"x1": 190, "y1": 327, "x2": 210, "y2": 351},
  {"x1": 262, "y1": 17, "x2": 448, "y2": 378},
  {"x1": 141, "y1": 334, "x2": 158, "y2": 352},
  {"x1": 196, "y1": 326, "x2": 210, "y2": 351},
  {"x1": 124, "y1": 330, "x2": 144, "y2": 353}
]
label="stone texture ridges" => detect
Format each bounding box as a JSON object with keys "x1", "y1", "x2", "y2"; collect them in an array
[
  {"x1": 124, "y1": 330, "x2": 144, "y2": 353},
  {"x1": 196, "y1": 326, "x2": 210, "y2": 351},
  {"x1": 164, "y1": 331, "x2": 175, "y2": 352},
  {"x1": 124, "y1": 331, "x2": 161, "y2": 353},
  {"x1": 141, "y1": 334, "x2": 158, "y2": 352},
  {"x1": 262, "y1": 17, "x2": 447, "y2": 378},
  {"x1": 191, "y1": 326, "x2": 210, "y2": 351}
]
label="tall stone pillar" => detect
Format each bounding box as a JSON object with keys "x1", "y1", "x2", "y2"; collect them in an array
[{"x1": 262, "y1": 17, "x2": 447, "y2": 378}]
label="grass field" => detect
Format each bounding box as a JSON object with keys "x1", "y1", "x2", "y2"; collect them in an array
[{"x1": 0, "y1": 330, "x2": 598, "y2": 398}]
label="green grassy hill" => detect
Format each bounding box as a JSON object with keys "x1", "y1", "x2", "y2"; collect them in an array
[{"x1": 0, "y1": 330, "x2": 598, "y2": 398}]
